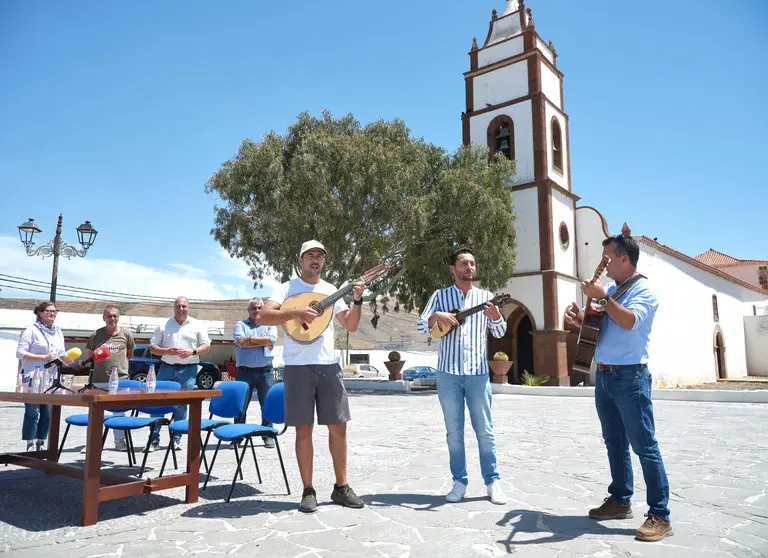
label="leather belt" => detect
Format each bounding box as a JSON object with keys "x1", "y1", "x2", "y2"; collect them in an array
[
  {"x1": 161, "y1": 362, "x2": 197, "y2": 368},
  {"x1": 597, "y1": 363, "x2": 642, "y2": 371}
]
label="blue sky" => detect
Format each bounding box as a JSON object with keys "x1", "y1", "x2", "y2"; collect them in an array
[{"x1": 1, "y1": 0, "x2": 766, "y2": 301}]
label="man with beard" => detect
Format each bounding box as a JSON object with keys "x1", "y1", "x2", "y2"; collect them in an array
[
  {"x1": 260, "y1": 240, "x2": 365, "y2": 513},
  {"x1": 417, "y1": 246, "x2": 507, "y2": 505}
]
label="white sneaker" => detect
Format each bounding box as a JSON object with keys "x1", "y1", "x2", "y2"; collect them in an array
[
  {"x1": 36, "y1": 442, "x2": 47, "y2": 453},
  {"x1": 445, "y1": 481, "x2": 467, "y2": 503},
  {"x1": 26, "y1": 441, "x2": 35, "y2": 452},
  {"x1": 114, "y1": 440, "x2": 128, "y2": 452},
  {"x1": 173, "y1": 440, "x2": 184, "y2": 452},
  {"x1": 487, "y1": 480, "x2": 507, "y2": 505}
]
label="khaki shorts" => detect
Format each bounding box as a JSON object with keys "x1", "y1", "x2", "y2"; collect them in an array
[{"x1": 283, "y1": 363, "x2": 351, "y2": 426}]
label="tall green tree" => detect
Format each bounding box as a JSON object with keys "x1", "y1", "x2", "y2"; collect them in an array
[{"x1": 206, "y1": 110, "x2": 517, "y2": 312}]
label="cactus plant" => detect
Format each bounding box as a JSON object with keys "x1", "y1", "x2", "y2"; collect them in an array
[
  {"x1": 492, "y1": 351, "x2": 509, "y2": 361},
  {"x1": 387, "y1": 351, "x2": 401, "y2": 362}
]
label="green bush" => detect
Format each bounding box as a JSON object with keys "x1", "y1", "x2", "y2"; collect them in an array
[
  {"x1": 521, "y1": 370, "x2": 549, "y2": 386},
  {"x1": 387, "y1": 351, "x2": 401, "y2": 362}
]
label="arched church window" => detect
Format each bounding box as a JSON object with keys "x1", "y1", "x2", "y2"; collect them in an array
[
  {"x1": 551, "y1": 117, "x2": 563, "y2": 172},
  {"x1": 486, "y1": 116, "x2": 515, "y2": 161},
  {"x1": 712, "y1": 294, "x2": 719, "y2": 323}
]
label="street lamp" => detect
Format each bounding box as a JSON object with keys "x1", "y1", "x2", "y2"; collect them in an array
[{"x1": 17, "y1": 214, "x2": 98, "y2": 303}]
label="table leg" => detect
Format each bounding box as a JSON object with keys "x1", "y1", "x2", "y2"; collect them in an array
[
  {"x1": 81, "y1": 404, "x2": 104, "y2": 526},
  {"x1": 47, "y1": 404, "x2": 61, "y2": 462},
  {"x1": 185, "y1": 400, "x2": 201, "y2": 503}
]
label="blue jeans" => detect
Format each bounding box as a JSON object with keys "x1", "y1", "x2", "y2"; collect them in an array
[
  {"x1": 22, "y1": 404, "x2": 50, "y2": 441},
  {"x1": 436, "y1": 371, "x2": 500, "y2": 486},
  {"x1": 150, "y1": 363, "x2": 198, "y2": 445},
  {"x1": 235, "y1": 365, "x2": 274, "y2": 427},
  {"x1": 595, "y1": 364, "x2": 670, "y2": 521}
]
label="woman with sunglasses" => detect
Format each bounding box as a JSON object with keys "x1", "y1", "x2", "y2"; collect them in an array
[{"x1": 15, "y1": 301, "x2": 70, "y2": 452}]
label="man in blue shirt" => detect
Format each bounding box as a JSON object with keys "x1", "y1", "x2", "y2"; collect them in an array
[
  {"x1": 564, "y1": 233, "x2": 672, "y2": 543},
  {"x1": 233, "y1": 297, "x2": 278, "y2": 448}
]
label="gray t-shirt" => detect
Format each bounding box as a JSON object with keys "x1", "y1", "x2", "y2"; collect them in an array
[{"x1": 86, "y1": 327, "x2": 136, "y2": 382}]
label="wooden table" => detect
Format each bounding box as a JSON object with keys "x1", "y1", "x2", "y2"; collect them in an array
[{"x1": 0, "y1": 387, "x2": 220, "y2": 526}]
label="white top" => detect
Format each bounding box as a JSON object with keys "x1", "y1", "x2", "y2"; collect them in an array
[
  {"x1": 151, "y1": 316, "x2": 212, "y2": 365},
  {"x1": 269, "y1": 277, "x2": 349, "y2": 366}
]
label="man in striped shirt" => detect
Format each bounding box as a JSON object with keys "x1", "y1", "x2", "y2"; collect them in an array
[{"x1": 417, "y1": 247, "x2": 507, "y2": 505}]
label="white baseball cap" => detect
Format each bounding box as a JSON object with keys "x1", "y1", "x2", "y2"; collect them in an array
[{"x1": 299, "y1": 239, "x2": 326, "y2": 257}]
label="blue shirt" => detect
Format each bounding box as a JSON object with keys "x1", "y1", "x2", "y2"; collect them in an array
[
  {"x1": 16, "y1": 320, "x2": 66, "y2": 377},
  {"x1": 594, "y1": 276, "x2": 658, "y2": 366},
  {"x1": 417, "y1": 285, "x2": 507, "y2": 375},
  {"x1": 233, "y1": 319, "x2": 278, "y2": 368}
]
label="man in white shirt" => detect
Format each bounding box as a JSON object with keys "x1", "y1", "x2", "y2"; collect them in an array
[
  {"x1": 149, "y1": 296, "x2": 211, "y2": 451},
  {"x1": 261, "y1": 240, "x2": 365, "y2": 514}
]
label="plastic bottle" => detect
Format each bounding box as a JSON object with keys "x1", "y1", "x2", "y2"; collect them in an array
[
  {"x1": 16, "y1": 371, "x2": 24, "y2": 393},
  {"x1": 109, "y1": 365, "x2": 119, "y2": 394},
  {"x1": 31, "y1": 367, "x2": 41, "y2": 393},
  {"x1": 146, "y1": 365, "x2": 156, "y2": 393}
]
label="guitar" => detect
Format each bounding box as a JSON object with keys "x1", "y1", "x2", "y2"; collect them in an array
[
  {"x1": 572, "y1": 255, "x2": 610, "y2": 374},
  {"x1": 282, "y1": 262, "x2": 392, "y2": 343},
  {"x1": 430, "y1": 293, "x2": 512, "y2": 338}
]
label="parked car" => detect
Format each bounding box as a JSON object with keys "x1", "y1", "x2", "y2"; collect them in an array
[
  {"x1": 128, "y1": 345, "x2": 221, "y2": 389},
  {"x1": 402, "y1": 366, "x2": 438, "y2": 387},
  {"x1": 342, "y1": 363, "x2": 382, "y2": 379}
]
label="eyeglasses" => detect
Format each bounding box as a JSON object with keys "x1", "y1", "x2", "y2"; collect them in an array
[{"x1": 43, "y1": 309, "x2": 58, "y2": 314}]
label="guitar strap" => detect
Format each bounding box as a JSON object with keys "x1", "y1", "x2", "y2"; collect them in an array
[{"x1": 609, "y1": 274, "x2": 646, "y2": 303}]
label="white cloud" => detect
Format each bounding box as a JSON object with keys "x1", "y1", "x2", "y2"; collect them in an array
[{"x1": 0, "y1": 235, "x2": 276, "y2": 302}]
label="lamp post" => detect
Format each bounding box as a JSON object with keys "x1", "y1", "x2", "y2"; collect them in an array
[{"x1": 17, "y1": 214, "x2": 98, "y2": 303}]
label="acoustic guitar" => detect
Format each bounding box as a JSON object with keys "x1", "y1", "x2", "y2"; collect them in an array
[
  {"x1": 572, "y1": 255, "x2": 610, "y2": 374},
  {"x1": 282, "y1": 262, "x2": 391, "y2": 344},
  {"x1": 430, "y1": 293, "x2": 512, "y2": 338}
]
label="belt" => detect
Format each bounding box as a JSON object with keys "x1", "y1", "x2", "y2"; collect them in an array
[
  {"x1": 239, "y1": 365, "x2": 271, "y2": 371},
  {"x1": 597, "y1": 363, "x2": 643, "y2": 371},
  {"x1": 161, "y1": 362, "x2": 197, "y2": 368}
]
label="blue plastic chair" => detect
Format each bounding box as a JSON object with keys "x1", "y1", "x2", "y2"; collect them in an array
[
  {"x1": 57, "y1": 380, "x2": 143, "y2": 460},
  {"x1": 103, "y1": 380, "x2": 180, "y2": 477},
  {"x1": 203, "y1": 382, "x2": 290, "y2": 502},
  {"x1": 158, "y1": 381, "x2": 249, "y2": 478}
]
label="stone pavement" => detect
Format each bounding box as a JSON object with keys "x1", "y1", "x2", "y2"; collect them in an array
[{"x1": 0, "y1": 392, "x2": 766, "y2": 557}]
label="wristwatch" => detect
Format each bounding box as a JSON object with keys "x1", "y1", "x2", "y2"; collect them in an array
[
  {"x1": 353, "y1": 298, "x2": 363, "y2": 306},
  {"x1": 193, "y1": 348, "x2": 197, "y2": 355},
  {"x1": 597, "y1": 298, "x2": 608, "y2": 308}
]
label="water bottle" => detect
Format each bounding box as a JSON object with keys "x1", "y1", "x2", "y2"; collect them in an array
[
  {"x1": 109, "y1": 365, "x2": 119, "y2": 394},
  {"x1": 16, "y1": 371, "x2": 24, "y2": 393},
  {"x1": 31, "y1": 367, "x2": 41, "y2": 393},
  {"x1": 146, "y1": 365, "x2": 156, "y2": 393},
  {"x1": 44, "y1": 368, "x2": 54, "y2": 391}
]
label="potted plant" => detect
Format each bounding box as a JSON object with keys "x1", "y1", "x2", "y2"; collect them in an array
[
  {"x1": 521, "y1": 370, "x2": 550, "y2": 386},
  {"x1": 384, "y1": 351, "x2": 405, "y2": 381},
  {"x1": 488, "y1": 351, "x2": 513, "y2": 384}
]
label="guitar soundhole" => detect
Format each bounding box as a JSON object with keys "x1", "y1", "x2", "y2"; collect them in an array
[{"x1": 310, "y1": 302, "x2": 324, "y2": 316}]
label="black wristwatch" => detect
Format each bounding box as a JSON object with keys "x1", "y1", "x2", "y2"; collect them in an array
[
  {"x1": 353, "y1": 298, "x2": 363, "y2": 305},
  {"x1": 597, "y1": 298, "x2": 608, "y2": 308}
]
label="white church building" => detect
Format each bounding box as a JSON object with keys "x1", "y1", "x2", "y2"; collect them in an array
[{"x1": 466, "y1": 0, "x2": 768, "y2": 387}]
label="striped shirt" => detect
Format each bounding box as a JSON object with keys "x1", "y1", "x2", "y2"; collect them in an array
[{"x1": 417, "y1": 285, "x2": 507, "y2": 375}]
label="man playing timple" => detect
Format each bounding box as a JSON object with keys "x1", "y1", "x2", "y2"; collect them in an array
[
  {"x1": 260, "y1": 240, "x2": 365, "y2": 513},
  {"x1": 233, "y1": 297, "x2": 278, "y2": 447},
  {"x1": 86, "y1": 305, "x2": 136, "y2": 451},
  {"x1": 564, "y1": 233, "x2": 672, "y2": 542},
  {"x1": 149, "y1": 296, "x2": 211, "y2": 452}
]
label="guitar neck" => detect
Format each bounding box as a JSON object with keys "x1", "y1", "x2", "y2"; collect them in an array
[
  {"x1": 455, "y1": 300, "x2": 494, "y2": 321},
  {"x1": 315, "y1": 283, "x2": 354, "y2": 312}
]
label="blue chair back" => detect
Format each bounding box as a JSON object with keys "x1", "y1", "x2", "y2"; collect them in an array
[
  {"x1": 138, "y1": 380, "x2": 181, "y2": 416},
  {"x1": 112, "y1": 379, "x2": 145, "y2": 413},
  {"x1": 208, "y1": 381, "x2": 249, "y2": 419},
  {"x1": 262, "y1": 383, "x2": 285, "y2": 425}
]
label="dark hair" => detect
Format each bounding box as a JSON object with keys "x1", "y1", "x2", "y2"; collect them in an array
[
  {"x1": 449, "y1": 246, "x2": 475, "y2": 266},
  {"x1": 103, "y1": 305, "x2": 120, "y2": 315},
  {"x1": 33, "y1": 300, "x2": 55, "y2": 316},
  {"x1": 602, "y1": 234, "x2": 640, "y2": 267}
]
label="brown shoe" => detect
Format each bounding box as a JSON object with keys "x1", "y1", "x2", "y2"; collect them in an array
[
  {"x1": 588, "y1": 497, "x2": 633, "y2": 520},
  {"x1": 635, "y1": 514, "x2": 673, "y2": 542}
]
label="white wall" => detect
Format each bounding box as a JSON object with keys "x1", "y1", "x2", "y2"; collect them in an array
[
  {"x1": 510, "y1": 187, "x2": 540, "y2": 273},
  {"x1": 575, "y1": 207, "x2": 609, "y2": 279},
  {"x1": 487, "y1": 13, "x2": 522, "y2": 46},
  {"x1": 472, "y1": 61, "x2": 529, "y2": 109},
  {"x1": 478, "y1": 37, "x2": 523, "y2": 67},
  {"x1": 541, "y1": 62, "x2": 562, "y2": 110},
  {"x1": 551, "y1": 189, "x2": 576, "y2": 276},
  {"x1": 470, "y1": 101, "x2": 534, "y2": 184},
  {"x1": 536, "y1": 38, "x2": 555, "y2": 64},
  {"x1": 637, "y1": 245, "x2": 767, "y2": 387},
  {"x1": 545, "y1": 103, "x2": 568, "y2": 189},
  {"x1": 503, "y1": 275, "x2": 544, "y2": 329},
  {"x1": 557, "y1": 277, "x2": 581, "y2": 330},
  {"x1": 744, "y1": 315, "x2": 768, "y2": 376},
  {"x1": 344, "y1": 350, "x2": 438, "y2": 376}
]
